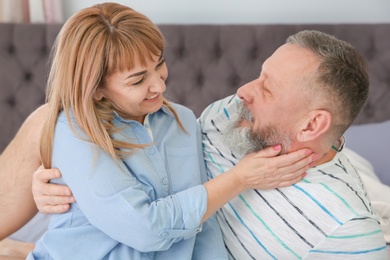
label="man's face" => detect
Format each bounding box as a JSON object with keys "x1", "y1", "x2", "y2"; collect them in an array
[
  {"x1": 223, "y1": 101, "x2": 293, "y2": 155},
  {"x1": 226, "y1": 44, "x2": 320, "y2": 154}
]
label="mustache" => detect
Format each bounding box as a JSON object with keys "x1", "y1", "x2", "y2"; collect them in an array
[{"x1": 238, "y1": 102, "x2": 253, "y2": 123}]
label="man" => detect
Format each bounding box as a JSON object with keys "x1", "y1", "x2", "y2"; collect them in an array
[
  {"x1": 199, "y1": 30, "x2": 388, "y2": 258},
  {"x1": 1, "y1": 30, "x2": 388, "y2": 259}
]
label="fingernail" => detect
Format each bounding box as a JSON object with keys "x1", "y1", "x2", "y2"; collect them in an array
[
  {"x1": 312, "y1": 154, "x2": 319, "y2": 161},
  {"x1": 273, "y1": 144, "x2": 281, "y2": 150},
  {"x1": 302, "y1": 172, "x2": 307, "y2": 177},
  {"x1": 305, "y1": 149, "x2": 313, "y2": 155}
]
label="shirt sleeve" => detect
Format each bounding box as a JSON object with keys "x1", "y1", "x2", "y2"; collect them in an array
[
  {"x1": 302, "y1": 217, "x2": 388, "y2": 259},
  {"x1": 192, "y1": 214, "x2": 228, "y2": 259},
  {"x1": 51, "y1": 115, "x2": 208, "y2": 252},
  {"x1": 192, "y1": 116, "x2": 228, "y2": 259}
]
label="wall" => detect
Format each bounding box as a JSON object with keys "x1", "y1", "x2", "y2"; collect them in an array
[{"x1": 62, "y1": 0, "x2": 390, "y2": 24}]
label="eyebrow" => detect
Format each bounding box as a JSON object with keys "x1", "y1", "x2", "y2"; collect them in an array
[
  {"x1": 126, "y1": 70, "x2": 146, "y2": 79},
  {"x1": 125, "y1": 54, "x2": 164, "y2": 79}
]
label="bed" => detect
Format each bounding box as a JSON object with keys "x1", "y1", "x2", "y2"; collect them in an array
[{"x1": 0, "y1": 23, "x2": 389, "y2": 244}]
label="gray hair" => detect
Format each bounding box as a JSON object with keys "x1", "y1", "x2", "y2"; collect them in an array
[{"x1": 286, "y1": 30, "x2": 369, "y2": 137}]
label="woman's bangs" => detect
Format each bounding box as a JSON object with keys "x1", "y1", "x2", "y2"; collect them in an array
[{"x1": 106, "y1": 33, "x2": 164, "y2": 75}]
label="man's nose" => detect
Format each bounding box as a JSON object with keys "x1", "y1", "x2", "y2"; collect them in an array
[{"x1": 237, "y1": 82, "x2": 254, "y2": 105}]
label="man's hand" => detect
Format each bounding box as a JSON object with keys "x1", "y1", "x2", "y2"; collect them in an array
[{"x1": 32, "y1": 166, "x2": 75, "y2": 214}]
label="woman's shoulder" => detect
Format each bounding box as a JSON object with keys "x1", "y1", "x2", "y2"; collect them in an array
[
  {"x1": 166, "y1": 102, "x2": 196, "y2": 119},
  {"x1": 55, "y1": 110, "x2": 88, "y2": 138}
]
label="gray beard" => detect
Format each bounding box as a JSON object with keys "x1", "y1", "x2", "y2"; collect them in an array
[{"x1": 222, "y1": 103, "x2": 292, "y2": 156}]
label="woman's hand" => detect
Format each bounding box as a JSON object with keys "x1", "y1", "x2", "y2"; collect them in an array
[
  {"x1": 232, "y1": 144, "x2": 317, "y2": 190},
  {"x1": 32, "y1": 166, "x2": 75, "y2": 214},
  {"x1": 202, "y1": 144, "x2": 317, "y2": 222}
]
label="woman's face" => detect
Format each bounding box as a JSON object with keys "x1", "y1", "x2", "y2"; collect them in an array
[{"x1": 96, "y1": 53, "x2": 168, "y2": 123}]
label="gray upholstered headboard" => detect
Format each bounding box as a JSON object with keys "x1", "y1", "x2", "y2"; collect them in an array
[{"x1": 1, "y1": 23, "x2": 389, "y2": 182}]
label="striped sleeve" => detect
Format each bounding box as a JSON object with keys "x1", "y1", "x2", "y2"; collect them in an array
[{"x1": 304, "y1": 217, "x2": 388, "y2": 259}]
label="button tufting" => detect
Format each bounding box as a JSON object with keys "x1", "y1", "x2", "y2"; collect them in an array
[
  {"x1": 24, "y1": 72, "x2": 33, "y2": 81},
  {"x1": 214, "y1": 45, "x2": 222, "y2": 59},
  {"x1": 8, "y1": 45, "x2": 15, "y2": 54},
  {"x1": 230, "y1": 75, "x2": 240, "y2": 87},
  {"x1": 197, "y1": 73, "x2": 205, "y2": 86},
  {"x1": 41, "y1": 46, "x2": 48, "y2": 55},
  {"x1": 6, "y1": 96, "x2": 16, "y2": 107},
  {"x1": 176, "y1": 46, "x2": 186, "y2": 58},
  {"x1": 250, "y1": 46, "x2": 259, "y2": 60}
]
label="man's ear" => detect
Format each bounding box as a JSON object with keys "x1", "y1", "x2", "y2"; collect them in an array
[
  {"x1": 296, "y1": 110, "x2": 332, "y2": 142},
  {"x1": 93, "y1": 89, "x2": 104, "y2": 101}
]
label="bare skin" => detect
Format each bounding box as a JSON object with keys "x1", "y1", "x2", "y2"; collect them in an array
[
  {"x1": 0, "y1": 238, "x2": 34, "y2": 259},
  {"x1": 0, "y1": 105, "x2": 47, "y2": 240},
  {"x1": 0, "y1": 105, "x2": 48, "y2": 258}
]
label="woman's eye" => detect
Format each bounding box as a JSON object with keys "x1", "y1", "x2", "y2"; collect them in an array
[
  {"x1": 156, "y1": 58, "x2": 165, "y2": 69},
  {"x1": 133, "y1": 77, "x2": 145, "y2": 86}
]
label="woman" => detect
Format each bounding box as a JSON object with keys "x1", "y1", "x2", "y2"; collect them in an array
[{"x1": 25, "y1": 3, "x2": 314, "y2": 259}]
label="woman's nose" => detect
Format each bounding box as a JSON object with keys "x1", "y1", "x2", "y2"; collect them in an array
[{"x1": 149, "y1": 73, "x2": 166, "y2": 93}]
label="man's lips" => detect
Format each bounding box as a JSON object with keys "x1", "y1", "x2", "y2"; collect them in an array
[{"x1": 238, "y1": 119, "x2": 252, "y2": 127}]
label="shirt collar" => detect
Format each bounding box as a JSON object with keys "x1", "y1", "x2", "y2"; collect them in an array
[{"x1": 113, "y1": 104, "x2": 173, "y2": 124}]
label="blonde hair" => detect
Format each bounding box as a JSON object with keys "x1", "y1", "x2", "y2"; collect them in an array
[{"x1": 40, "y1": 3, "x2": 184, "y2": 168}]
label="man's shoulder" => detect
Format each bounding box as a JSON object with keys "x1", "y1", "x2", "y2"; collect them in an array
[{"x1": 199, "y1": 94, "x2": 240, "y2": 126}]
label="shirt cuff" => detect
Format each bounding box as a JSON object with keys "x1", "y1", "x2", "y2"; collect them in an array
[{"x1": 175, "y1": 184, "x2": 207, "y2": 230}]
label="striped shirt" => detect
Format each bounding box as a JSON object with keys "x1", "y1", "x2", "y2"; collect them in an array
[{"x1": 199, "y1": 94, "x2": 388, "y2": 260}]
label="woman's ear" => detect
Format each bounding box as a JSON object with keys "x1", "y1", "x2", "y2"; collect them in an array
[
  {"x1": 93, "y1": 89, "x2": 104, "y2": 101},
  {"x1": 296, "y1": 110, "x2": 332, "y2": 142}
]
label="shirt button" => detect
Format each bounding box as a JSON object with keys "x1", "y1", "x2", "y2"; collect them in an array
[
  {"x1": 162, "y1": 178, "x2": 168, "y2": 185},
  {"x1": 148, "y1": 148, "x2": 155, "y2": 155},
  {"x1": 161, "y1": 232, "x2": 168, "y2": 239}
]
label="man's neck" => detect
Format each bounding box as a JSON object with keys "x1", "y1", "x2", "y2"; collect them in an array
[
  {"x1": 310, "y1": 136, "x2": 344, "y2": 167},
  {"x1": 312, "y1": 148, "x2": 337, "y2": 166}
]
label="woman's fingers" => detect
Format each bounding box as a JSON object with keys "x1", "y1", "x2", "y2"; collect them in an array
[
  {"x1": 32, "y1": 167, "x2": 72, "y2": 196},
  {"x1": 236, "y1": 146, "x2": 318, "y2": 190},
  {"x1": 33, "y1": 166, "x2": 60, "y2": 184},
  {"x1": 38, "y1": 203, "x2": 72, "y2": 215},
  {"x1": 32, "y1": 166, "x2": 74, "y2": 214},
  {"x1": 275, "y1": 151, "x2": 318, "y2": 177}
]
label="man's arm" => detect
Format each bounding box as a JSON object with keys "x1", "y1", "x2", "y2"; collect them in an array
[
  {"x1": 303, "y1": 217, "x2": 388, "y2": 259},
  {"x1": 0, "y1": 238, "x2": 34, "y2": 259},
  {"x1": 0, "y1": 105, "x2": 47, "y2": 239}
]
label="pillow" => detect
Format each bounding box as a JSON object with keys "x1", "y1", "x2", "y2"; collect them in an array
[
  {"x1": 343, "y1": 147, "x2": 390, "y2": 243},
  {"x1": 9, "y1": 212, "x2": 50, "y2": 243},
  {"x1": 344, "y1": 120, "x2": 390, "y2": 186}
]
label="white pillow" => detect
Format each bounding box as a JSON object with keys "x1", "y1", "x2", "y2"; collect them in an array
[
  {"x1": 9, "y1": 212, "x2": 50, "y2": 243},
  {"x1": 343, "y1": 147, "x2": 390, "y2": 243},
  {"x1": 344, "y1": 120, "x2": 390, "y2": 186}
]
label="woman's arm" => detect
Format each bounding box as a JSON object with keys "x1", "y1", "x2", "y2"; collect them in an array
[
  {"x1": 0, "y1": 105, "x2": 47, "y2": 239},
  {"x1": 202, "y1": 145, "x2": 314, "y2": 221}
]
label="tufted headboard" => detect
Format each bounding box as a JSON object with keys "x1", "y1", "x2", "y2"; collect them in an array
[{"x1": 1, "y1": 23, "x2": 389, "y2": 183}]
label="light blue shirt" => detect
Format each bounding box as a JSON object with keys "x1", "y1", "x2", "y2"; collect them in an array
[{"x1": 29, "y1": 103, "x2": 227, "y2": 259}]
